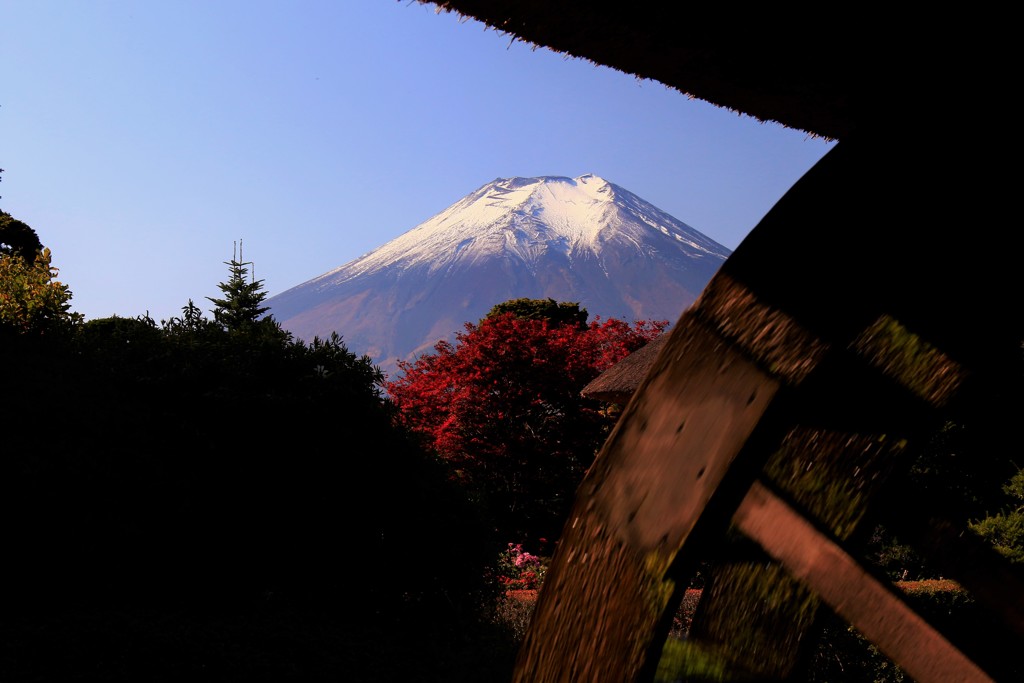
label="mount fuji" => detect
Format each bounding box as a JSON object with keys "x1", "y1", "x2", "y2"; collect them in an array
[{"x1": 265, "y1": 174, "x2": 731, "y2": 377}]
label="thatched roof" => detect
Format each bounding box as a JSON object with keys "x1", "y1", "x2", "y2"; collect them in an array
[
  {"x1": 580, "y1": 334, "x2": 668, "y2": 404},
  {"x1": 419, "y1": 1, "x2": 1015, "y2": 402},
  {"x1": 418, "y1": 2, "x2": 993, "y2": 142}
]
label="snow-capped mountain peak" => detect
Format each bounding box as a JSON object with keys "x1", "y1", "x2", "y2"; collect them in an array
[{"x1": 267, "y1": 175, "x2": 731, "y2": 377}]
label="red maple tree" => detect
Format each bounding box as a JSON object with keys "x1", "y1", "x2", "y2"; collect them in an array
[{"x1": 385, "y1": 304, "x2": 668, "y2": 540}]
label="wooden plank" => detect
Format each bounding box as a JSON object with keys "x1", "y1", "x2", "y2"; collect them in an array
[
  {"x1": 681, "y1": 423, "x2": 914, "y2": 679},
  {"x1": 733, "y1": 480, "x2": 994, "y2": 683}
]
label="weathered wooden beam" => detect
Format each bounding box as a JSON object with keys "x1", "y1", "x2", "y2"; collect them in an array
[
  {"x1": 733, "y1": 480, "x2": 993, "y2": 683},
  {"x1": 682, "y1": 418, "x2": 919, "y2": 680},
  {"x1": 512, "y1": 312, "x2": 781, "y2": 682}
]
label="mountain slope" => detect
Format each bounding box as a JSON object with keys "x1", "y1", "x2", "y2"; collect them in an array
[{"x1": 266, "y1": 174, "x2": 730, "y2": 376}]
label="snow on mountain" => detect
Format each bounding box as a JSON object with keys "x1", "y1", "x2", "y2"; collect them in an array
[{"x1": 266, "y1": 174, "x2": 731, "y2": 378}]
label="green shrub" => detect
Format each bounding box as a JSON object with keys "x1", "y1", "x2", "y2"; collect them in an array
[{"x1": 969, "y1": 468, "x2": 1024, "y2": 564}]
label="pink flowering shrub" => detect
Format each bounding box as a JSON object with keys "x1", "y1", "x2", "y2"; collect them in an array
[
  {"x1": 495, "y1": 542, "x2": 549, "y2": 591},
  {"x1": 489, "y1": 541, "x2": 550, "y2": 641}
]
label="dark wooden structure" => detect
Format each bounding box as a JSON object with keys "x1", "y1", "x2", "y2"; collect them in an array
[{"x1": 420, "y1": 3, "x2": 1022, "y2": 680}]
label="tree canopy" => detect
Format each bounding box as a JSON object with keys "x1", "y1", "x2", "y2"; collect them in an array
[
  {"x1": 0, "y1": 210, "x2": 43, "y2": 264},
  {"x1": 970, "y1": 467, "x2": 1024, "y2": 565},
  {"x1": 485, "y1": 297, "x2": 589, "y2": 329},
  {"x1": 386, "y1": 300, "x2": 668, "y2": 541},
  {"x1": 3, "y1": 239, "x2": 492, "y2": 638},
  {"x1": 0, "y1": 211, "x2": 80, "y2": 337}
]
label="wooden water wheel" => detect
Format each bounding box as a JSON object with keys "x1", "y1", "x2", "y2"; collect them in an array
[{"x1": 419, "y1": 4, "x2": 1022, "y2": 679}]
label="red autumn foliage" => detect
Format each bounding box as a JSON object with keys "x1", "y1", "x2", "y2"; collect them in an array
[{"x1": 385, "y1": 309, "x2": 667, "y2": 540}]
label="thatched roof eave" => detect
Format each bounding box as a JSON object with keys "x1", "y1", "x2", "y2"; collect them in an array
[
  {"x1": 581, "y1": 335, "x2": 669, "y2": 405},
  {"x1": 419, "y1": 2, "x2": 934, "y2": 141}
]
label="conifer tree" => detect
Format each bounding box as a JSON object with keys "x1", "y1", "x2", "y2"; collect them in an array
[{"x1": 207, "y1": 240, "x2": 272, "y2": 333}]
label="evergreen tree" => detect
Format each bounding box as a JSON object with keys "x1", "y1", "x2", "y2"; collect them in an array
[
  {"x1": 162, "y1": 299, "x2": 217, "y2": 337},
  {"x1": 206, "y1": 241, "x2": 274, "y2": 334}
]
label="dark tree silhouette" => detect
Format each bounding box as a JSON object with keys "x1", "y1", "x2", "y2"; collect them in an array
[
  {"x1": 486, "y1": 297, "x2": 589, "y2": 329},
  {"x1": 206, "y1": 240, "x2": 274, "y2": 334},
  {"x1": 0, "y1": 210, "x2": 43, "y2": 264}
]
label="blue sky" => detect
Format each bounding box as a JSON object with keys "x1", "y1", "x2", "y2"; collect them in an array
[{"x1": 3, "y1": 0, "x2": 835, "y2": 324}]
